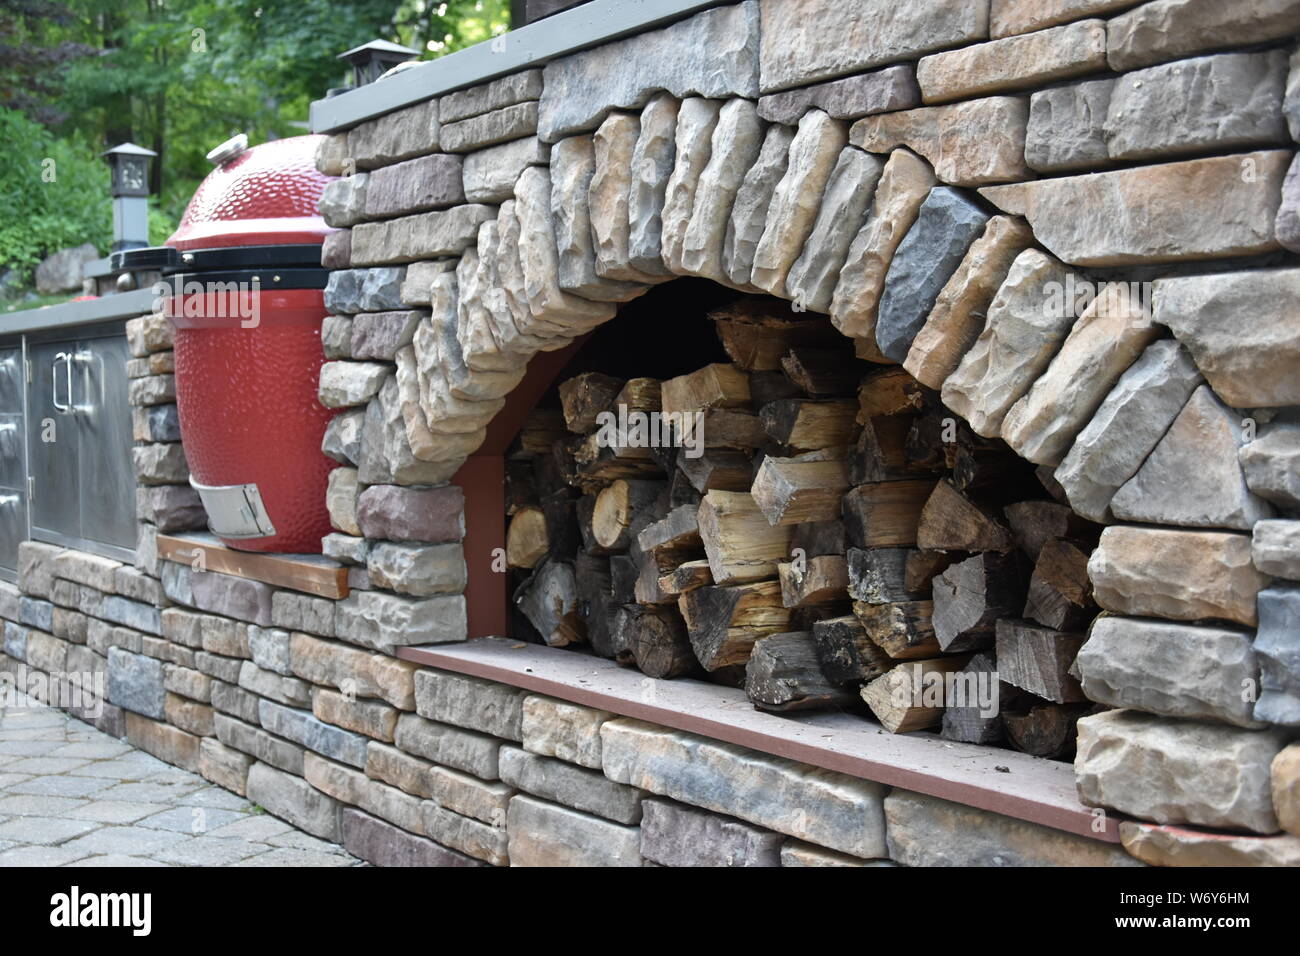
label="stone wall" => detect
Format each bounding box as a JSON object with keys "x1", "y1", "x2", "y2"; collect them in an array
[
  {"x1": 306, "y1": 0, "x2": 1300, "y2": 865},
  {"x1": 2, "y1": 0, "x2": 1300, "y2": 867},
  {"x1": 0, "y1": 550, "x2": 1138, "y2": 864}
]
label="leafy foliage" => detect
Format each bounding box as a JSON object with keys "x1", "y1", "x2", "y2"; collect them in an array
[
  {"x1": 0, "y1": 107, "x2": 111, "y2": 285},
  {"x1": 0, "y1": 0, "x2": 511, "y2": 278}
]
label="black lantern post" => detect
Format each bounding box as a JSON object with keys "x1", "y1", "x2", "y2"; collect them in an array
[
  {"x1": 338, "y1": 39, "x2": 420, "y2": 88},
  {"x1": 102, "y1": 143, "x2": 157, "y2": 252}
]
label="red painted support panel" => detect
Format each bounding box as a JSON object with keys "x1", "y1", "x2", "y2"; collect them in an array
[{"x1": 453, "y1": 340, "x2": 584, "y2": 638}]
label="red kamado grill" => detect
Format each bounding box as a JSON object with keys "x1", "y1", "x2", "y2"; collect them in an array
[{"x1": 116, "y1": 134, "x2": 338, "y2": 553}]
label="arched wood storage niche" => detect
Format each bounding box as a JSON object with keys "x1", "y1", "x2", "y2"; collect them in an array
[{"x1": 492, "y1": 274, "x2": 1103, "y2": 762}]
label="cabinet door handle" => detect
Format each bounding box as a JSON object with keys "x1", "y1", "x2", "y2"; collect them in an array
[
  {"x1": 52, "y1": 352, "x2": 71, "y2": 413},
  {"x1": 73, "y1": 349, "x2": 95, "y2": 413}
]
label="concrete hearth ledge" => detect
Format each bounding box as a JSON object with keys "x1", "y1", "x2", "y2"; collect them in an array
[{"x1": 398, "y1": 636, "x2": 1120, "y2": 843}]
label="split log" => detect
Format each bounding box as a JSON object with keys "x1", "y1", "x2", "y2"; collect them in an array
[
  {"x1": 915, "y1": 479, "x2": 1014, "y2": 552},
  {"x1": 679, "y1": 580, "x2": 790, "y2": 670},
  {"x1": 574, "y1": 431, "x2": 662, "y2": 487},
  {"x1": 626, "y1": 605, "x2": 701, "y2": 679},
  {"x1": 745, "y1": 632, "x2": 856, "y2": 712},
  {"x1": 951, "y1": 443, "x2": 1027, "y2": 494},
  {"x1": 906, "y1": 549, "x2": 955, "y2": 594},
  {"x1": 661, "y1": 363, "x2": 750, "y2": 418},
  {"x1": 790, "y1": 519, "x2": 846, "y2": 558},
  {"x1": 852, "y1": 414, "x2": 938, "y2": 484},
  {"x1": 749, "y1": 370, "x2": 804, "y2": 407},
  {"x1": 699, "y1": 408, "x2": 766, "y2": 449},
  {"x1": 759, "y1": 398, "x2": 858, "y2": 451},
  {"x1": 576, "y1": 494, "x2": 616, "y2": 557},
  {"x1": 612, "y1": 377, "x2": 662, "y2": 415},
  {"x1": 860, "y1": 656, "x2": 971, "y2": 733},
  {"x1": 514, "y1": 408, "x2": 568, "y2": 457},
  {"x1": 857, "y1": 366, "x2": 929, "y2": 420},
  {"x1": 778, "y1": 554, "x2": 849, "y2": 608},
  {"x1": 903, "y1": 407, "x2": 958, "y2": 472},
  {"x1": 544, "y1": 434, "x2": 583, "y2": 492},
  {"x1": 575, "y1": 551, "x2": 615, "y2": 658},
  {"x1": 609, "y1": 554, "x2": 639, "y2": 604},
  {"x1": 710, "y1": 299, "x2": 841, "y2": 370},
  {"x1": 668, "y1": 464, "x2": 703, "y2": 508},
  {"x1": 658, "y1": 559, "x2": 713, "y2": 596},
  {"x1": 1004, "y1": 500, "x2": 1098, "y2": 563},
  {"x1": 608, "y1": 604, "x2": 640, "y2": 665},
  {"x1": 592, "y1": 479, "x2": 665, "y2": 552},
  {"x1": 505, "y1": 505, "x2": 549, "y2": 570},
  {"x1": 636, "y1": 504, "x2": 702, "y2": 562},
  {"x1": 1003, "y1": 703, "x2": 1091, "y2": 759},
  {"x1": 697, "y1": 490, "x2": 794, "y2": 586},
  {"x1": 631, "y1": 541, "x2": 677, "y2": 606},
  {"x1": 931, "y1": 551, "x2": 1029, "y2": 653},
  {"x1": 994, "y1": 618, "x2": 1086, "y2": 704},
  {"x1": 939, "y1": 652, "x2": 1005, "y2": 745},
  {"x1": 559, "y1": 372, "x2": 625, "y2": 433},
  {"x1": 751, "y1": 455, "x2": 851, "y2": 526},
  {"x1": 515, "y1": 559, "x2": 583, "y2": 647},
  {"x1": 1023, "y1": 538, "x2": 1096, "y2": 632},
  {"x1": 505, "y1": 458, "x2": 538, "y2": 516},
  {"x1": 812, "y1": 615, "x2": 894, "y2": 684},
  {"x1": 678, "y1": 448, "x2": 752, "y2": 493},
  {"x1": 847, "y1": 547, "x2": 924, "y2": 604},
  {"x1": 780, "y1": 347, "x2": 860, "y2": 396},
  {"x1": 541, "y1": 489, "x2": 581, "y2": 561},
  {"x1": 841, "y1": 479, "x2": 937, "y2": 548},
  {"x1": 852, "y1": 600, "x2": 940, "y2": 659}
]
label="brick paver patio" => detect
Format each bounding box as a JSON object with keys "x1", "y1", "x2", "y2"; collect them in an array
[{"x1": 0, "y1": 693, "x2": 361, "y2": 867}]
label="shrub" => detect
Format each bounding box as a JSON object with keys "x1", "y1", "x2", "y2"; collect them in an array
[{"x1": 0, "y1": 107, "x2": 112, "y2": 286}]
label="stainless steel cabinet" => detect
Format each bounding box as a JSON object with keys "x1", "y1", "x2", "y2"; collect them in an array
[{"x1": 25, "y1": 324, "x2": 136, "y2": 562}]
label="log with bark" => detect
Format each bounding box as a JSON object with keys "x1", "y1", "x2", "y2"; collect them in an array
[
  {"x1": 515, "y1": 558, "x2": 583, "y2": 647},
  {"x1": 852, "y1": 600, "x2": 941, "y2": 659},
  {"x1": 759, "y1": 398, "x2": 858, "y2": 451},
  {"x1": 679, "y1": 580, "x2": 790, "y2": 670},
  {"x1": 841, "y1": 480, "x2": 937, "y2": 549},
  {"x1": 623, "y1": 605, "x2": 701, "y2": 679},
  {"x1": 778, "y1": 553, "x2": 849, "y2": 608},
  {"x1": 745, "y1": 631, "x2": 857, "y2": 712},
  {"x1": 697, "y1": 490, "x2": 794, "y2": 586},
  {"x1": 931, "y1": 551, "x2": 1029, "y2": 653},
  {"x1": 1022, "y1": 538, "x2": 1096, "y2": 632},
  {"x1": 860, "y1": 656, "x2": 971, "y2": 733},
  {"x1": 592, "y1": 479, "x2": 665, "y2": 552},
  {"x1": 915, "y1": 479, "x2": 1014, "y2": 552},
  {"x1": 560, "y1": 372, "x2": 625, "y2": 433},
  {"x1": 751, "y1": 453, "x2": 851, "y2": 525},
  {"x1": 505, "y1": 505, "x2": 549, "y2": 570},
  {"x1": 709, "y1": 298, "x2": 841, "y2": 370},
  {"x1": 1002, "y1": 703, "x2": 1093, "y2": 759},
  {"x1": 812, "y1": 615, "x2": 894, "y2": 684},
  {"x1": 994, "y1": 618, "x2": 1087, "y2": 704}
]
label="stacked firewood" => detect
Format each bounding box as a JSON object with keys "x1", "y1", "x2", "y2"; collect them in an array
[{"x1": 504, "y1": 297, "x2": 1103, "y2": 759}]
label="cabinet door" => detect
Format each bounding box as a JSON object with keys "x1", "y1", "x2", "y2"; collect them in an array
[
  {"x1": 77, "y1": 333, "x2": 136, "y2": 553},
  {"x1": 0, "y1": 345, "x2": 25, "y2": 577},
  {"x1": 26, "y1": 337, "x2": 82, "y2": 546}
]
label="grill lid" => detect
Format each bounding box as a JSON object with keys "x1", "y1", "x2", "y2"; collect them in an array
[{"x1": 166, "y1": 134, "x2": 336, "y2": 251}]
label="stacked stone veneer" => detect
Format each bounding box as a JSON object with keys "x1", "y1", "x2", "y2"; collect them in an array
[
  {"x1": 0, "y1": 553, "x2": 1137, "y2": 866},
  {"x1": 3, "y1": 0, "x2": 1300, "y2": 867},
  {"x1": 304, "y1": 0, "x2": 1300, "y2": 866}
]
